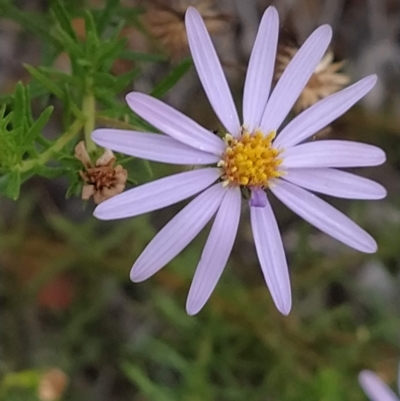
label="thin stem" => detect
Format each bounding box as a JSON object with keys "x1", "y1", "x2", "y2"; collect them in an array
[
  {"x1": 16, "y1": 119, "x2": 83, "y2": 173},
  {"x1": 82, "y1": 90, "x2": 96, "y2": 153}
]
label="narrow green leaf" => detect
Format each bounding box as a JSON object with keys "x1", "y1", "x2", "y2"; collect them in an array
[
  {"x1": 0, "y1": 3, "x2": 56, "y2": 46},
  {"x1": 0, "y1": 104, "x2": 6, "y2": 119},
  {"x1": 121, "y1": 362, "x2": 174, "y2": 401},
  {"x1": 113, "y1": 67, "x2": 141, "y2": 93},
  {"x1": 0, "y1": 171, "x2": 21, "y2": 200},
  {"x1": 76, "y1": 58, "x2": 92, "y2": 68},
  {"x1": 83, "y1": 11, "x2": 101, "y2": 60},
  {"x1": 26, "y1": 81, "x2": 52, "y2": 100},
  {"x1": 96, "y1": 39, "x2": 126, "y2": 70},
  {"x1": 122, "y1": 158, "x2": 153, "y2": 184},
  {"x1": 96, "y1": 0, "x2": 120, "y2": 33},
  {"x1": 24, "y1": 84, "x2": 34, "y2": 125},
  {"x1": 66, "y1": 179, "x2": 82, "y2": 199},
  {"x1": 21, "y1": 106, "x2": 54, "y2": 148},
  {"x1": 33, "y1": 66, "x2": 78, "y2": 85},
  {"x1": 11, "y1": 83, "x2": 28, "y2": 132},
  {"x1": 52, "y1": 23, "x2": 84, "y2": 60},
  {"x1": 93, "y1": 72, "x2": 117, "y2": 88},
  {"x1": 24, "y1": 64, "x2": 64, "y2": 100},
  {"x1": 142, "y1": 159, "x2": 153, "y2": 179},
  {"x1": 49, "y1": 0, "x2": 77, "y2": 41},
  {"x1": 0, "y1": 112, "x2": 19, "y2": 161},
  {"x1": 126, "y1": 110, "x2": 156, "y2": 132},
  {"x1": 150, "y1": 58, "x2": 193, "y2": 98},
  {"x1": 125, "y1": 9, "x2": 148, "y2": 35}
]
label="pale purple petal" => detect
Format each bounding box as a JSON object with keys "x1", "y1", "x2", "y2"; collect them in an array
[
  {"x1": 92, "y1": 129, "x2": 220, "y2": 165},
  {"x1": 185, "y1": 7, "x2": 241, "y2": 136},
  {"x1": 398, "y1": 362, "x2": 400, "y2": 396},
  {"x1": 243, "y1": 6, "x2": 279, "y2": 131},
  {"x1": 271, "y1": 179, "x2": 377, "y2": 253},
  {"x1": 359, "y1": 370, "x2": 400, "y2": 401},
  {"x1": 186, "y1": 186, "x2": 241, "y2": 315},
  {"x1": 94, "y1": 168, "x2": 221, "y2": 220},
  {"x1": 282, "y1": 140, "x2": 386, "y2": 169},
  {"x1": 250, "y1": 198, "x2": 292, "y2": 315},
  {"x1": 274, "y1": 75, "x2": 378, "y2": 148},
  {"x1": 249, "y1": 188, "x2": 267, "y2": 207},
  {"x1": 130, "y1": 183, "x2": 226, "y2": 282},
  {"x1": 260, "y1": 25, "x2": 332, "y2": 133},
  {"x1": 283, "y1": 168, "x2": 387, "y2": 199},
  {"x1": 126, "y1": 92, "x2": 225, "y2": 155}
]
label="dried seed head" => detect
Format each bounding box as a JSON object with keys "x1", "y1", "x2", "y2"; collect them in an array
[
  {"x1": 275, "y1": 47, "x2": 351, "y2": 113},
  {"x1": 75, "y1": 141, "x2": 128, "y2": 204},
  {"x1": 38, "y1": 368, "x2": 68, "y2": 401},
  {"x1": 143, "y1": 0, "x2": 232, "y2": 59}
]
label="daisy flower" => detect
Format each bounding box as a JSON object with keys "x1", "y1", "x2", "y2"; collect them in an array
[
  {"x1": 91, "y1": 6, "x2": 386, "y2": 316},
  {"x1": 359, "y1": 364, "x2": 400, "y2": 401}
]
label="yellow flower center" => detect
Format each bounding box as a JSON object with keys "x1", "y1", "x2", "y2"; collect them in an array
[{"x1": 219, "y1": 129, "x2": 283, "y2": 187}]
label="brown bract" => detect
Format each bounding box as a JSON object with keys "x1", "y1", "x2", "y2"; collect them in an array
[
  {"x1": 143, "y1": 0, "x2": 232, "y2": 59},
  {"x1": 275, "y1": 47, "x2": 350, "y2": 113},
  {"x1": 75, "y1": 141, "x2": 127, "y2": 204}
]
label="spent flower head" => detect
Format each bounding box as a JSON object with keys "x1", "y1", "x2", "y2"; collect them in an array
[
  {"x1": 75, "y1": 141, "x2": 127, "y2": 204},
  {"x1": 143, "y1": 0, "x2": 231, "y2": 59},
  {"x1": 91, "y1": 6, "x2": 386, "y2": 315}
]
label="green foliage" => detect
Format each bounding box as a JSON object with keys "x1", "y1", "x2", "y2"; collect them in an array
[
  {"x1": 0, "y1": 0, "x2": 193, "y2": 199},
  {"x1": 2, "y1": 195, "x2": 399, "y2": 401},
  {"x1": 1, "y1": 1, "x2": 400, "y2": 401},
  {"x1": 151, "y1": 58, "x2": 193, "y2": 98},
  {"x1": 0, "y1": 370, "x2": 41, "y2": 401},
  {"x1": 0, "y1": 84, "x2": 54, "y2": 199}
]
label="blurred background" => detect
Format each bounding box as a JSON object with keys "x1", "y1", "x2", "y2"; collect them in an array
[{"x1": 0, "y1": 0, "x2": 400, "y2": 400}]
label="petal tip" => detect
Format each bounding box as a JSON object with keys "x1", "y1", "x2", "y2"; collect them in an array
[
  {"x1": 359, "y1": 370, "x2": 373, "y2": 378},
  {"x1": 93, "y1": 205, "x2": 109, "y2": 220},
  {"x1": 358, "y1": 370, "x2": 378, "y2": 387},
  {"x1": 125, "y1": 91, "x2": 135, "y2": 102},
  {"x1": 372, "y1": 184, "x2": 388, "y2": 199},
  {"x1": 360, "y1": 74, "x2": 379, "y2": 92},
  {"x1": 185, "y1": 5, "x2": 200, "y2": 21},
  {"x1": 360, "y1": 238, "x2": 378, "y2": 254},
  {"x1": 265, "y1": 5, "x2": 279, "y2": 18},
  {"x1": 186, "y1": 5, "x2": 197, "y2": 13},
  {"x1": 186, "y1": 302, "x2": 201, "y2": 316},
  {"x1": 129, "y1": 266, "x2": 143, "y2": 283},
  {"x1": 91, "y1": 129, "x2": 103, "y2": 144},
  {"x1": 125, "y1": 91, "x2": 145, "y2": 107},
  {"x1": 262, "y1": 6, "x2": 279, "y2": 30},
  {"x1": 366, "y1": 245, "x2": 378, "y2": 254},
  {"x1": 377, "y1": 149, "x2": 387, "y2": 165},
  {"x1": 312, "y1": 24, "x2": 333, "y2": 45},
  {"x1": 276, "y1": 298, "x2": 292, "y2": 316},
  {"x1": 379, "y1": 187, "x2": 388, "y2": 199},
  {"x1": 370, "y1": 147, "x2": 387, "y2": 166},
  {"x1": 319, "y1": 24, "x2": 333, "y2": 36},
  {"x1": 368, "y1": 74, "x2": 379, "y2": 84}
]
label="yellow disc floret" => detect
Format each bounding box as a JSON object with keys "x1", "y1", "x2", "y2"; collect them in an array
[{"x1": 219, "y1": 129, "x2": 283, "y2": 187}]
